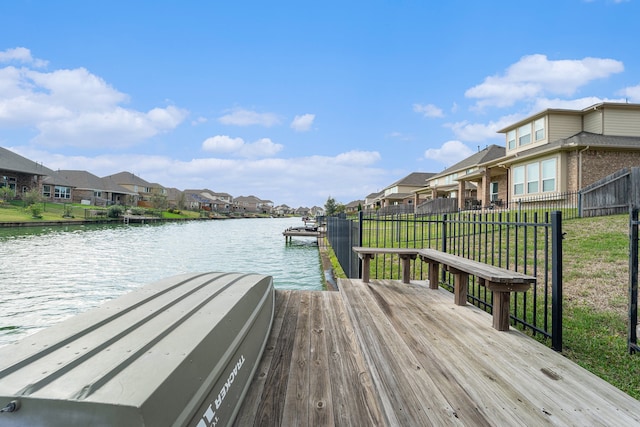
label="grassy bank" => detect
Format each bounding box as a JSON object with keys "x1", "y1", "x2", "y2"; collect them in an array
[{"x1": 560, "y1": 214, "x2": 640, "y2": 399}]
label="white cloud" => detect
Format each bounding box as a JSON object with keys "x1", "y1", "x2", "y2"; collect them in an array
[
  {"x1": 413, "y1": 103, "x2": 444, "y2": 118},
  {"x1": 0, "y1": 50, "x2": 188, "y2": 148},
  {"x1": 446, "y1": 114, "x2": 522, "y2": 142},
  {"x1": 290, "y1": 113, "x2": 315, "y2": 131},
  {"x1": 12, "y1": 145, "x2": 388, "y2": 208},
  {"x1": 202, "y1": 135, "x2": 283, "y2": 158},
  {"x1": 424, "y1": 140, "x2": 474, "y2": 166},
  {"x1": 465, "y1": 54, "x2": 624, "y2": 108},
  {"x1": 617, "y1": 84, "x2": 640, "y2": 102},
  {"x1": 334, "y1": 150, "x2": 381, "y2": 166},
  {"x1": 218, "y1": 107, "x2": 281, "y2": 127},
  {"x1": 0, "y1": 47, "x2": 48, "y2": 67}
]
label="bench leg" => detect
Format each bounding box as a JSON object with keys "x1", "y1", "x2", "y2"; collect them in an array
[
  {"x1": 360, "y1": 254, "x2": 374, "y2": 283},
  {"x1": 492, "y1": 291, "x2": 511, "y2": 331},
  {"x1": 428, "y1": 262, "x2": 439, "y2": 289},
  {"x1": 453, "y1": 272, "x2": 468, "y2": 306},
  {"x1": 399, "y1": 254, "x2": 416, "y2": 284}
]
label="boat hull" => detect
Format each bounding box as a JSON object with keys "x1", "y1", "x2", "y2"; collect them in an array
[{"x1": 0, "y1": 272, "x2": 275, "y2": 427}]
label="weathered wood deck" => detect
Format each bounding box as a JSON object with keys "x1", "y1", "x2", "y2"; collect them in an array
[{"x1": 235, "y1": 278, "x2": 640, "y2": 426}]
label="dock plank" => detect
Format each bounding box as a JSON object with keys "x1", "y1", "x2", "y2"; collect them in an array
[{"x1": 236, "y1": 280, "x2": 640, "y2": 426}]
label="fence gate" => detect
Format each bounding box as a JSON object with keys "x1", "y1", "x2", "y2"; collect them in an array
[{"x1": 630, "y1": 207, "x2": 640, "y2": 354}]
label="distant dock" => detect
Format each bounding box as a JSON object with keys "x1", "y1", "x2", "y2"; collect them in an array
[{"x1": 283, "y1": 217, "x2": 324, "y2": 242}]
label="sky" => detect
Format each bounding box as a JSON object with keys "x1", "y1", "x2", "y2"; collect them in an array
[{"x1": 1, "y1": 0, "x2": 639, "y2": 208}]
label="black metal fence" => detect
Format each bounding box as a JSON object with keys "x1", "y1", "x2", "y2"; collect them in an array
[
  {"x1": 630, "y1": 207, "x2": 640, "y2": 354},
  {"x1": 365, "y1": 190, "x2": 581, "y2": 220},
  {"x1": 326, "y1": 209, "x2": 563, "y2": 350}
]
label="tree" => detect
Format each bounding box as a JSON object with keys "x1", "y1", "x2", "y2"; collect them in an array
[
  {"x1": 324, "y1": 196, "x2": 338, "y2": 216},
  {"x1": 0, "y1": 186, "x2": 15, "y2": 202}
]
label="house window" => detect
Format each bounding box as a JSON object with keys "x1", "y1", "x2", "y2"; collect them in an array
[
  {"x1": 54, "y1": 186, "x2": 71, "y2": 199},
  {"x1": 42, "y1": 185, "x2": 51, "y2": 197},
  {"x1": 534, "y1": 118, "x2": 545, "y2": 141},
  {"x1": 513, "y1": 166, "x2": 525, "y2": 195},
  {"x1": 527, "y1": 163, "x2": 539, "y2": 193},
  {"x1": 513, "y1": 158, "x2": 557, "y2": 196},
  {"x1": 507, "y1": 130, "x2": 516, "y2": 150},
  {"x1": 490, "y1": 182, "x2": 499, "y2": 201},
  {"x1": 542, "y1": 158, "x2": 556, "y2": 192},
  {"x1": 518, "y1": 124, "x2": 531, "y2": 146},
  {"x1": 94, "y1": 191, "x2": 102, "y2": 198}
]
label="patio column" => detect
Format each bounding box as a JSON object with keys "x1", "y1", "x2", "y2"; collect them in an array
[
  {"x1": 458, "y1": 180, "x2": 465, "y2": 210},
  {"x1": 481, "y1": 168, "x2": 491, "y2": 207}
]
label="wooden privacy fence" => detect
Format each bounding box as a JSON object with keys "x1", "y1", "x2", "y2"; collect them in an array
[{"x1": 581, "y1": 167, "x2": 640, "y2": 217}]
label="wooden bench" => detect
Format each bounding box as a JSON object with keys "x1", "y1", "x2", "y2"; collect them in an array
[
  {"x1": 352, "y1": 246, "x2": 536, "y2": 331},
  {"x1": 417, "y1": 248, "x2": 536, "y2": 331},
  {"x1": 352, "y1": 247, "x2": 419, "y2": 284}
]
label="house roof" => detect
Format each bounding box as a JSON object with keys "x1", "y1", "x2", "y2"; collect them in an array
[
  {"x1": 387, "y1": 172, "x2": 435, "y2": 189},
  {"x1": 41, "y1": 170, "x2": 75, "y2": 187},
  {"x1": 431, "y1": 144, "x2": 505, "y2": 179},
  {"x1": 0, "y1": 147, "x2": 53, "y2": 176},
  {"x1": 103, "y1": 171, "x2": 154, "y2": 187}
]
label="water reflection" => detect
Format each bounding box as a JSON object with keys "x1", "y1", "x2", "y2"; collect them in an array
[{"x1": 0, "y1": 217, "x2": 323, "y2": 346}]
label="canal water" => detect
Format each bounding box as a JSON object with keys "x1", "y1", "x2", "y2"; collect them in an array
[{"x1": 0, "y1": 217, "x2": 323, "y2": 347}]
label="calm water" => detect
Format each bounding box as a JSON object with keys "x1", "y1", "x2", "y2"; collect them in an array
[{"x1": 0, "y1": 217, "x2": 322, "y2": 347}]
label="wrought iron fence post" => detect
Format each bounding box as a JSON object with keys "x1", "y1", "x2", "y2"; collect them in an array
[
  {"x1": 629, "y1": 206, "x2": 639, "y2": 354},
  {"x1": 551, "y1": 210, "x2": 563, "y2": 351}
]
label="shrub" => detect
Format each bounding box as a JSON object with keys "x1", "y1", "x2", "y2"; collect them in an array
[{"x1": 107, "y1": 205, "x2": 124, "y2": 218}]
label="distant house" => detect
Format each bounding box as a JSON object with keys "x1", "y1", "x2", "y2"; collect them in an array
[
  {"x1": 184, "y1": 189, "x2": 233, "y2": 212},
  {"x1": 103, "y1": 171, "x2": 165, "y2": 207},
  {"x1": 0, "y1": 146, "x2": 52, "y2": 198},
  {"x1": 423, "y1": 144, "x2": 505, "y2": 210},
  {"x1": 41, "y1": 171, "x2": 74, "y2": 203},
  {"x1": 373, "y1": 172, "x2": 435, "y2": 211},
  {"x1": 364, "y1": 191, "x2": 383, "y2": 211},
  {"x1": 234, "y1": 195, "x2": 273, "y2": 214},
  {"x1": 345, "y1": 200, "x2": 364, "y2": 214},
  {"x1": 53, "y1": 170, "x2": 135, "y2": 206},
  {"x1": 309, "y1": 206, "x2": 325, "y2": 216}
]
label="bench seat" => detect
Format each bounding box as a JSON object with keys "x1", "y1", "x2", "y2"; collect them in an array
[
  {"x1": 352, "y1": 246, "x2": 537, "y2": 331},
  {"x1": 352, "y1": 247, "x2": 418, "y2": 284},
  {"x1": 417, "y1": 248, "x2": 536, "y2": 331}
]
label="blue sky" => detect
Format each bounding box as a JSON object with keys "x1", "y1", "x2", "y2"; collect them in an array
[{"x1": 1, "y1": 0, "x2": 639, "y2": 208}]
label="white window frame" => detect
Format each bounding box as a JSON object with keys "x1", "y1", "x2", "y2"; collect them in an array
[
  {"x1": 507, "y1": 130, "x2": 516, "y2": 150},
  {"x1": 513, "y1": 166, "x2": 525, "y2": 195},
  {"x1": 527, "y1": 163, "x2": 539, "y2": 194},
  {"x1": 518, "y1": 124, "x2": 531, "y2": 146},
  {"x1": 534, "y1": 118, "x2": 545, "y2": 141}
]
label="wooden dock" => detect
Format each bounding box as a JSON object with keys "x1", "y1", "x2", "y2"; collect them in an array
[{"x1": 235, "y1": 278, "x2": 640, "y2": 426}]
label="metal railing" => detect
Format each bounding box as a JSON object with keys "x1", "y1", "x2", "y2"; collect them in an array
[{"x1": 326, "y1": 210, "x2": 564, "y2": 350}]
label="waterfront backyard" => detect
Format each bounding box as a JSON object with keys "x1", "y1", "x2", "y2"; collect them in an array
[{"x1": 0, "y1": 201, "x2": 639, "y2": 400}]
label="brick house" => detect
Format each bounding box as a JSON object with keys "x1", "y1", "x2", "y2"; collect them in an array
[
  {"x1": 0, "y1": 147, "x2": 52, "y2": 198},
  {"x1": 448, "y1": 102, "x2": 640, "y2": 209}
]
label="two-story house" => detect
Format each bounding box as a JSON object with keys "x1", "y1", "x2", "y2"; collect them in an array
[
  {"x1": 104, "y1": 171, "x2": 166, "y2": 207},
  {"x1": 442, "y1": 102, "x2": 640, "y2": 210}
]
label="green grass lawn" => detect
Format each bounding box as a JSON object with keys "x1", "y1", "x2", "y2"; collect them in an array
[
  {"x1": 0, "y1": 201, "x2": 201, "y2": 222},
  {"x1": 353, "y1": 212, "x2": 640, "y2": 399}
]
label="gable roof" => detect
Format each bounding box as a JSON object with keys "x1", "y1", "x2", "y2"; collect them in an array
[
  {"x1": 387, "y1": 172, "x2": 435, "y2": 189},
  {"x1": 53, "y1": 170, "x2": 136, "y2": 194},
  {"x1": 103, "y1": 171, "x2": 153, "y2": 187},
  {"x1": 431, "y1": 144, "x2": 505, "y2": 179},
  {"x1": 0, "y1": 147, "x2": 53, "y2": 176}
]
